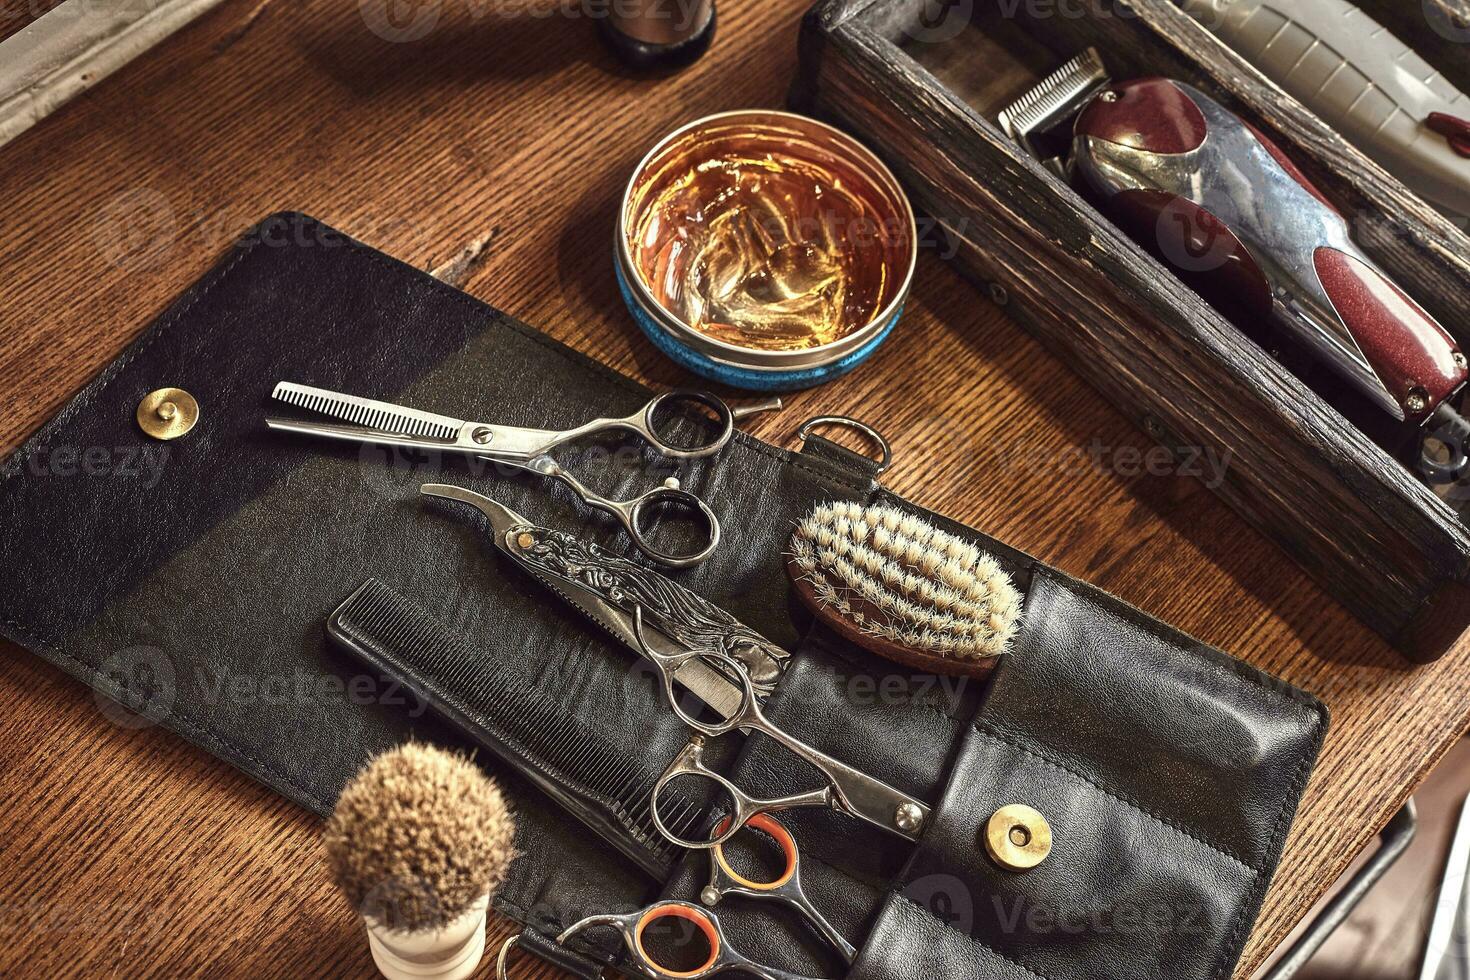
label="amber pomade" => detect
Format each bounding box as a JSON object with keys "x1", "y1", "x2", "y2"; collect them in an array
[{"x1": 622, "y1": 112, "x2": 914, "y2": 371}]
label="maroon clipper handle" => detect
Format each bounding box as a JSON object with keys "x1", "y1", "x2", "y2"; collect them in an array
[
  {"x1": 1075, "y1": 78, "x2": 1467, "y2": 426},
  {"x1": 1427, "y1": 112, "x2": 1470, "y2": 160},
  {"x1": 1313, "y1": 247, "x2": 1466, "y2": 416}
]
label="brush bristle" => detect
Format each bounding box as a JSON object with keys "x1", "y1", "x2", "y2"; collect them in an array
[
  {"x1": 324, "y1": 743, "x2": 517, "y2": 932},
  {"x1": 790, "y1": 502, "x2": 1023, "y2": 662}
]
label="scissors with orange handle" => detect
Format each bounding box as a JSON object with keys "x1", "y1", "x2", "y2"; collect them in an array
[
  {"x1": 549, "y1": 901, "x2": 822, "y2": 980},
  {"x1": 699, "y1": 814, "x2": 856, "y2": 964}
]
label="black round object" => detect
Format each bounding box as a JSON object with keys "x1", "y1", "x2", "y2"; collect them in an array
[{"x1": 598, "y1": 1, "x2": 716, "y2": 72}]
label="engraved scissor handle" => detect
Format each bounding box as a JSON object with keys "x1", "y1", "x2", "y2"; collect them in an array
[
  {"x1": 556, "y1": 902, "x2": 822, "y2": 980},
  {"x1": 631, "y1": 611, "x2": 931, "y2": 850},
  {"x1": 702, "y1": 814, "x2": 857, "y2": 964}
]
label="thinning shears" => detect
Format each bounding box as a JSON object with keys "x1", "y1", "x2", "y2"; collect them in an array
[{"x1": 266, "y1": 382, "x2": 758, "y2": 567}]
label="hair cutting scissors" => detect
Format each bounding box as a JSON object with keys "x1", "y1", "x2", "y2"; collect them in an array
[
  {"x1": 629, "y1": 610, "x2": 930, "y2": 852},
  {"x1": 266, "y1": 381, "x2": 753, "y2": 567},
  {"x1": 552, "y1": 901, "x2": 823, "y2": 980},
  {"x1": 417, "y1": 485, "x2": 927, "y2": 863},
  {"x1": 701, "y1": 814, "x2": 856, "y2": 964}
]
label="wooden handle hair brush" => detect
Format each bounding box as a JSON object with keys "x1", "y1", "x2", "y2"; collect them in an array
[{"x1": 786, "y1": 501, "x2": 1023, "y2": 679}]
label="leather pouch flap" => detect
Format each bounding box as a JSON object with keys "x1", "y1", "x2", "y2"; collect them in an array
[
  {"x1": 870, "y1": 565, "x2": 1329, "y2": 980},
  {"x1": 848, "y1": 893, "x2": 1039, "y2": 980}
]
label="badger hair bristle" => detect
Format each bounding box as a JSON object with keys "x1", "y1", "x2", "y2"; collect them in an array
[
  {"x1": 790, "y1": 502, "x2": 1023, "y2": 662},
  {"x1": 324, "y1": 742, "x2": 517, "y2": 933}
]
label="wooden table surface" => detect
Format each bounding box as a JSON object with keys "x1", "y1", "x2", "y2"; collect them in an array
[{"x1": 1, "y1": 0, "x2": 1466, "y2": 977}]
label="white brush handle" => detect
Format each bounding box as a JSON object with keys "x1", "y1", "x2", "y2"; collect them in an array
[
  {"x1": 1179, "y1": 0, "x2": 1470, "y2": 220},
  {"x1": 364, "y1": 894, "x2": 490, "y2": 980}
]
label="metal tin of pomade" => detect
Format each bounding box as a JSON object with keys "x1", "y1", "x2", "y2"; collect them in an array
[{"x1": 618, "y1": 110, "x2": 917, "y2": 391}]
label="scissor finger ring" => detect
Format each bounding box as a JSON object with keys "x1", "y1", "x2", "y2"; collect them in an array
[
  {"x1": 639, "y1": 390, "x2": 736, "y2": 459},
  {"x1": 558, "y1": 902, "x2": 820, "y2": 980},
  {"x1": 624, "y1": 486, "x2": 722, "y2": 568},
  {"x1": 705, "y1": 813, "x2": 798, "y2": 902}
]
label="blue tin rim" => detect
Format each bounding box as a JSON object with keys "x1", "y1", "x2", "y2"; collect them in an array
[{"x1": 615, "y1": 261, "x2": 902, "y2": 392}]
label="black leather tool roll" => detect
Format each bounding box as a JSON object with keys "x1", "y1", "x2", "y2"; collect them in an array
[{"x1": 0, "y1": 213, "x2": 1327, "y2": 980}]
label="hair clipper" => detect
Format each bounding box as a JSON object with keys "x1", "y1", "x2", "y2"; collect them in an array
[
  {"x1": 1000, "y1": 49, "x2": 1470, "y2": 486},
  {"x1": 1174, "y1": 0, "x2": 1470, "y2": 225}
]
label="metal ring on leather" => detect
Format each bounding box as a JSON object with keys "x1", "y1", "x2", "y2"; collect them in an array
[
  {"x1": 496, "y1": 934, "x2": 521, "y2": 980},
  {"x1": 796, "y1": 415, "x2": 893, "y2": 474}
]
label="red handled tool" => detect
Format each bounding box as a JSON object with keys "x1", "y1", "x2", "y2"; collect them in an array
[{"x1": 1001, "y1": 49, "x2": 1470, "y2": 484}]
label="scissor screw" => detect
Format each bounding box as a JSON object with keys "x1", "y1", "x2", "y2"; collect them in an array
[
  {"x1": 664, "y1": 477, "x2": 681, "y2": 490},
  {"x1": 894, "y1": 803, "x2": 924, "y2": 834},
  {"x1": 699, "y1": 886, "x2": 721, "y2": 907},
  {"x1": 472, "y1": 426, "x2": 494, "y2": 444}
]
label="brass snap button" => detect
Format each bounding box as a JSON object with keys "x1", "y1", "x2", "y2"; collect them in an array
[
  {"x1": 137, "y1": 388, "x2": 199, "y2": 441},
  {"x1": 985, "y1": 804, "x2": 1052, "y2": 871}
]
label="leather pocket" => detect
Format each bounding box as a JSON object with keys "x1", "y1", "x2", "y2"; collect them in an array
[
  {"x1": 863, "y1": 566, "x2": 1328, "y2": 980},
  {"x1": 848, "y1": 892, "x2": 1042, "y2": 980}
]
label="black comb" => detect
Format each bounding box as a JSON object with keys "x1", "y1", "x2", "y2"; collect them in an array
[{"x1": 328, "y1": 578, "x2": 705, "y2": 879}]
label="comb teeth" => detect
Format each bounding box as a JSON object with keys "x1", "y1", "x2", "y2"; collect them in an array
[
  {"x1": 999, "y1": 47, "x2": 1110, "y2": 155},
  {"x1": 273, "y1": 383, "x2": 461, "y2": 441},
  {"x1": 331, "y1": 580, "x2": 705, "y2": 876}
]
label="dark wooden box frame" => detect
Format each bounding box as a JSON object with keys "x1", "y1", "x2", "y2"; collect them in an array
[{"x1": 794, "y1": 0, "x2": 1470, "y2": 661}]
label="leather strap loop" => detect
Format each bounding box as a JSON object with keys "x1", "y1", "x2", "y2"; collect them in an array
[{"x1": 514, "y1": 928, "x2": 608, "y2": 980}]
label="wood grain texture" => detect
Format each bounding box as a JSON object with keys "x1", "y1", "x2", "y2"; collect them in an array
[
  {"x1": 0, "y1": 0, "x2": 1467, "y2": 978},
  {"x1": 0, "y1": 0, "x2": 67, "y2": 42},
  {"x1": 795, "y1": 0, "x2": 1470, "y2": 660}
]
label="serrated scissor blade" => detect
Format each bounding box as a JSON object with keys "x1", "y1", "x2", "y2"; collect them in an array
[{"x1": 273, "y1": 382, "x2": 464, "y2": 441}]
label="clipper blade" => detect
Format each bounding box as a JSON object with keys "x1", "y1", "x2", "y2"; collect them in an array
[{"x1": 998, "y1": 47, "x2": 1111, "y2": 177}]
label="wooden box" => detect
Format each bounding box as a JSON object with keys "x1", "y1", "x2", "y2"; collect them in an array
[{"x1": 794, "y1": 0, "x2": 1470, "y2": 662}]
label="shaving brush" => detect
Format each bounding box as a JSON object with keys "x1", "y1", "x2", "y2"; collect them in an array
[
  {"x1": 324, "y1": 743, "x2": 517, "y2": 980},
  {"x1": 787, "y1": 501, "x2": 1023, "y2": 678}
]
